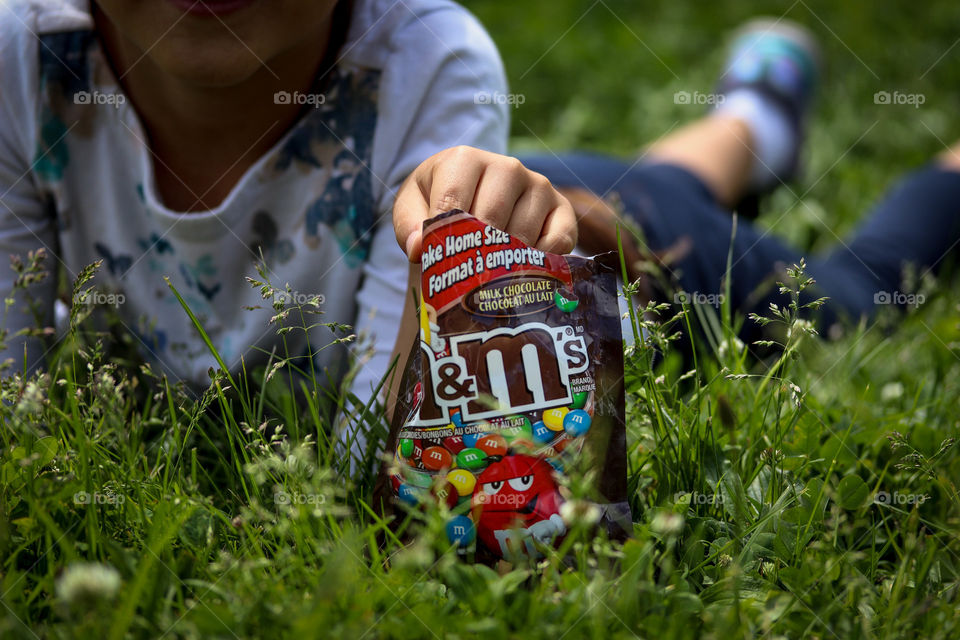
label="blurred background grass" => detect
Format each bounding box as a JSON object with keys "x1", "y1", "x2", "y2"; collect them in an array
[{"x1": 464, "y1": 0, "x2": 960, "y2": 254}]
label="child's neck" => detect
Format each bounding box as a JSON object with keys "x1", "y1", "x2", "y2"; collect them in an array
[{"x1": 95, "y1": 8, "x2": 333, "y2": 213}]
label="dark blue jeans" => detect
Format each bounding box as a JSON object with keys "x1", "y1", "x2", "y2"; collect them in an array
[{"x1": 520, "y1": 153, "x2": 960, "y2": 332}]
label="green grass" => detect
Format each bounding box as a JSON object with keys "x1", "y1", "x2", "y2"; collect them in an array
[{"x1": 3, "y1": 1, "x2": 960, "y2": 638}]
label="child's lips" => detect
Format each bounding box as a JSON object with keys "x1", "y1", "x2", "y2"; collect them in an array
[{"x1": 166, "y1": 0, "x2": 259, "y2": 17}]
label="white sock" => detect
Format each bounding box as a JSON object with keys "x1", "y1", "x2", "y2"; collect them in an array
[{"x1": 713, "y1": 88, "x2": 797, "y2": 191}]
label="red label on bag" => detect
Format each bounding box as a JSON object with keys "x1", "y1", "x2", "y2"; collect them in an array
[{"x1": 420, "y1": 214, "x2": 572, "y2": 313}]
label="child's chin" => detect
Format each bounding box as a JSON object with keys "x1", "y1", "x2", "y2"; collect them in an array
[{"x1": 154, "y1": 44, "x2": 269, "y2": 88}]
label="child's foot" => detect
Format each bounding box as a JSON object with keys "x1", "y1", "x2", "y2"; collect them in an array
[{"x1": 713, "y1": 18, "x2": 821, "y2": 195}]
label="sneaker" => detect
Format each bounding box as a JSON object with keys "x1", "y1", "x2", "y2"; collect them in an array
[{"x1": 716, "y1": 17, "x2": 821, "y2": 210}]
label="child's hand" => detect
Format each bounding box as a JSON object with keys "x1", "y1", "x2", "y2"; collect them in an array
[{"x1": 394, "y1": 146, "x2": 577, "y2": 262}]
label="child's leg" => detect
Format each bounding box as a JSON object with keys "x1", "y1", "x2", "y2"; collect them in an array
[
  {"x1": 525, "y1": 152, "x2": 960, "y2": 341},
  {"x1": 810, "y1": 151, "x2": 960, "y2": 317},
  {"x1": 647, "y1": 18, "x2": 819, "y2": 209},
  {"x1": 518, "y1": 20, "x2": 827, "y2": 327},
  {"x1": 525, "y1": 20, "x2": 954, "y2": 333},
  {"x1": 936, "y1": 140, "x2": 960, "y2": 171},
  {"x1": 520, "y1": 10, "x2": 960, "y2": 333},
  {"x1": 519, "y1": 152, "x2": 815, "y2": 340},
  {"x1": 643, "y1": 115, "x2": 755, "y2": 208},
  {"x1": 532, "y1": 17, "x2": 819, "y2": 216},
  {"x1": 524, "y1": 139, "x2": 960, "y2": 334}
]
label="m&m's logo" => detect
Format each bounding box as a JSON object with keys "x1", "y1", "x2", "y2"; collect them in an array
[{"x1": 419, "y1": 322, "x2": 588, "y2": 424}]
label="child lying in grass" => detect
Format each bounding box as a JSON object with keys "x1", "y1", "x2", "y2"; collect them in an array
[{"x1": 2, "y1": 4, "x2": 957, "y2": 465}]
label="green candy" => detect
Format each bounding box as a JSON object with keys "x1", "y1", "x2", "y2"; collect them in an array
[
  {"x1": 554, "y1": 289, "x2": 579, "y2": 312},
  {"x1": 456, "y1": 448, "x2": 488, "y2": 469},
  {"x1": 399, "y1": 438, "x2": 414, "y2": 458},
  {"x1": 405, "y1": 468, "x2": 434, "y2": 489},
  {"x1": 571, "y1": 391, "x2": 588, "y2": 410}
]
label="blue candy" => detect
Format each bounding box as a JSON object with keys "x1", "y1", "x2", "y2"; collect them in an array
[
  {"x1": 463, "y1": 432, "x2": 482, "y2": 448},
  {"x1": 532, "y1": 420, "x2": 553, "y2": 444},
  {"x1": 446, "y1": 515, "x2": 476, "y2": 547},
  {"x1": 451, "y1": 411, "x2": 464, "y2": 428},
  {"x1": 397, "y1": 483, "x2": 421, "y2": 506},
  {"x1": 563, "y1": 409, "x2": 592, "y2": 437}
]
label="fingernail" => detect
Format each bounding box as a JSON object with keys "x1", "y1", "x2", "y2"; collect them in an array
[{"x1": 406, "y1": 231, "x2": 421, "y2": 262}]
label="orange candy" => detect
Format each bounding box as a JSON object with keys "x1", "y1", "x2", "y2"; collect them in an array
[
  {"x1": 476, "y1": 434, "x2": 508, "y2": 457},
  {"x1": 421, "y1": 446, "x2": 453, "y2": 470}
]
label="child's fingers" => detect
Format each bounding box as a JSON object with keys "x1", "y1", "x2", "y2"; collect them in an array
[
  {"x1": 395, "y1": 147, "x2": 578, "y2": 262},
  {"x1": 468, "y1": 157, "x2": 527, "y2": 233},
  {"x1": 534, "y1": 196, "x2": 577, "y2": 255},
  {"x1": 395, "y1": 146, "x2": 485, "y2": 262},
  {"x1": 393, "y1": 177, "x2": 431, "y2": 262},
  {"x1": 427, "y1": 146, "x2": 484, "y2": 217},
  {"x1": 503, "y1": 171, "x2": 556, "y2": 247}
]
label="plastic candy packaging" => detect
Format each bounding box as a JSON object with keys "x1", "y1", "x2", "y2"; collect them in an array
[{"x1": 386, "y1": 210, "x2": 630, "y2": 562}]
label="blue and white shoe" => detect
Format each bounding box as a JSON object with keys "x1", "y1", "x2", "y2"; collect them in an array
[{"x1": 716, "y1": 18, "x2": 821, "y2": 206}]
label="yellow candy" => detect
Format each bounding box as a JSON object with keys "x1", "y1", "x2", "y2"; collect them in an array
[
  {"x1": 419, "y1": 292, "x2": 431, "y2": 343},
  {"x1": 543, "y1": 407, "x2": 569, "y2": 431},
  {"x1": 446, "y1": 469, "x2": 477, "y2": 497}
]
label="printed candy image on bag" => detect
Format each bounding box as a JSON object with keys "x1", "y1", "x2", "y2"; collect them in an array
[{"x1": 386, "y1": 209, "x2": 630, "y2": 562}]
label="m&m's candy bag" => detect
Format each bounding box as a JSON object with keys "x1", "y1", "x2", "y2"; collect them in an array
[{"x1": 385, "y1": 210, "x2": 630, "y2": 562}]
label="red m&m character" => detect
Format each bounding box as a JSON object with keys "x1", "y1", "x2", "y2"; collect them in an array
[{"x1": 471, "y1": 454, "x2": 565, "y2": 558}]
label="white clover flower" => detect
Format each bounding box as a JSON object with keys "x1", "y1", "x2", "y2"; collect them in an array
[
  {"x1": 56, "y1": 562, "x2": 121, "y2": 605},
  {"x1": 650, "y1": 511, "x2": 684, "y2": 537},
  {"x1": 881, "y1": 382, "x2": 904, "y2": 402}
]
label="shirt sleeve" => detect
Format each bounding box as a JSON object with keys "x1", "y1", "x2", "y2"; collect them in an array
[
  {"x1": 343, "y1": 3, "x2": 509, "y2": 462},
  {"x1": 0, "y1": 5, "x2": 58, "y2": 374}
]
